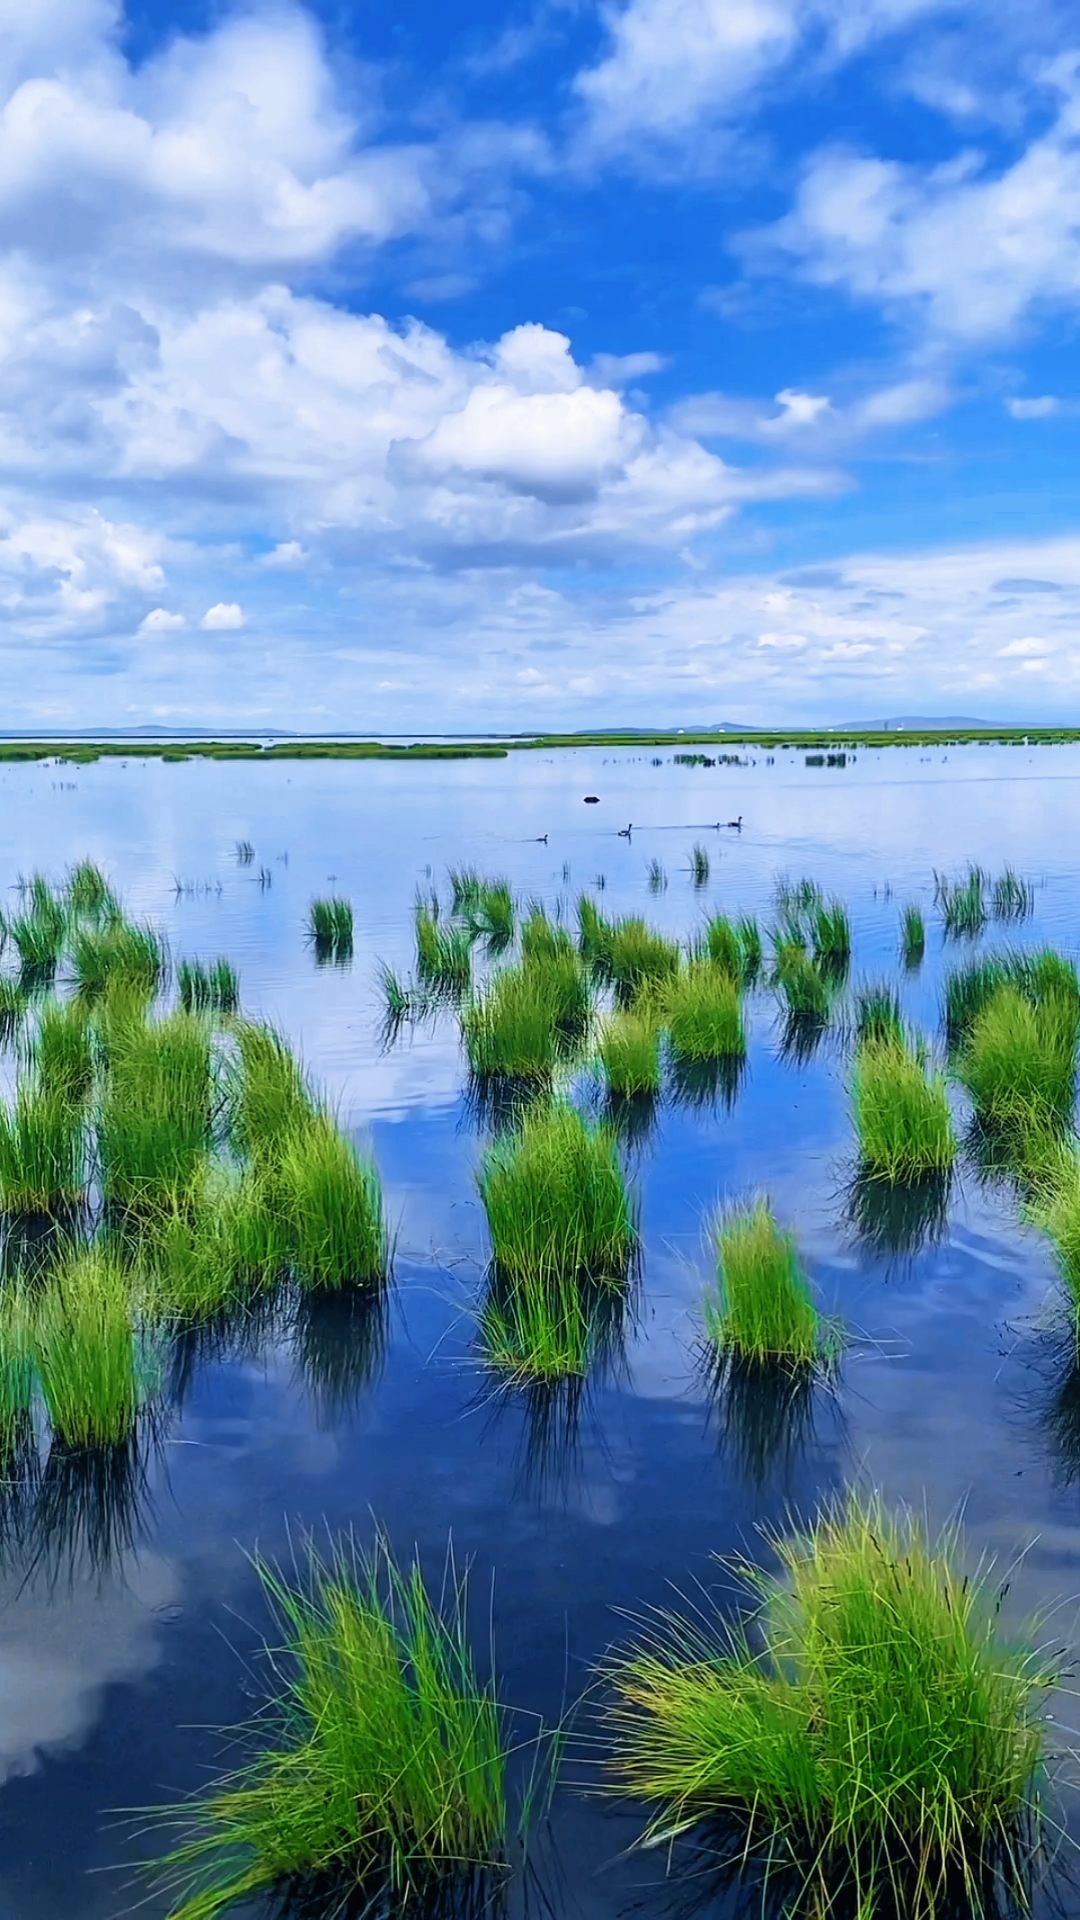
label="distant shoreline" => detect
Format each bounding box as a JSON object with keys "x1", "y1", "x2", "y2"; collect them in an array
[{"x1": 0, "y1": 726, "x2": 1072, "y2": 763}]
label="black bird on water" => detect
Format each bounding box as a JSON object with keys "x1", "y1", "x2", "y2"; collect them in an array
[{"x1": 617, "y1": 823, "x2": 633, "y2": 838}]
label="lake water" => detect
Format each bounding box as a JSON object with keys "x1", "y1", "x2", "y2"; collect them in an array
[{"x1": 2, "y1": 740, "x2": 1080, "y2": 1918}]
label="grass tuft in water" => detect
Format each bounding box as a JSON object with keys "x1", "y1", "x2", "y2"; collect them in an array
[
  {"x1": 664, "y1": 963, "x2": 746, "y2": 1063},
  {"x1": 149, "y1": 1534, "x2": 510, "y2": 1917},
  {"x1": 179, "y1": 959, "x2": 240, "y2": 1015},
  {"x1": 277, "y1": 1118, "x2": 388, "y2": 1290},
  {"x1": 478, "y1": 1267, "x2": 622, "y2": 1383},
  {"x1": 854, "y1": 983, "x2": 904, "y2": 1049},
  {"x1": 992, "y1": 867, "x2": 1035, "y2": 923},
  {"x1": 688, "y1": 844, "x2": 710, "y2": 888},
  {"x1": 99, "y1": 1011, "x2": 214, "y2": 1211},
  {"x1": 810, "y1": 898, "x2": 851, "y2": 976},
  {"x1": 307, "y1": 898, "x2": 353, "y2": 965},
  {"x1": 229, "y1": 1023, "x2": 321, "y2": 1168},
  {"x1": 936, "y1": 864, "x2": 990, "y2": 938},
  {"x1": 773, "y1": 939, "x2": 831, "y2": 1023},
  {"x1": 34, "y1": 1245, "x2": 155, "y2": 1448},
  {"x1": 704, "y1": 1200, "x2": 824, "y2": 1364},
  {"x1": 646, "y1": 859, "x2": 667, "y2": 894},
  {"x1": 853, "y1": 1036, "x2": 957, "y2": 1181},
  {"x1": 71, "y1": 920, "x2": 165, "y2": 1001},
  {"x1": 461, "y1": 879, "x2": 515, "y2": 945},
  {"x1": 606, "y1": 919, "x2": 681, "y2": 1006},
  {"x1": 479, "y1": 1101, "x2": 637, "y2": 1283},
  {"x1": 0, "y1": 1085, "x2": 87, "y2": 1212},
  {"x1": 901, "y1": 903, "x2": 926, "y2": 970},
  {"x1": 141, "y1": 1173, "x2": 288, "y2": 1320},
  {"x1": 598, "y1": 1011, "x2": 661, "y2": 1096},
  {"x1": 702, "y1": 915, "x2": 742, "y2": 981},
  {"x1": 27, "y1": 999, "x2": 95, "y2": 1103},
  {"x1": 577, "y1": 894, "x2": 614, "y2": 974},
  {"x1": 605, "y1": 1491, "x2": 1055, "y2": 1919},
  {"x1": 956, "y1": 984, "x2": 1080, "y2": 1134},
  {"x1": 735, "y1": 916, "x2": 763, "y2": 985},
  {"x1": 415, "y1": 898, "x2": 472, "y2": 994},
  {"x1": 66, "y1": 860, "x2": 116, "y2": 920},
  {"x1": 944, "y1": 948, "x2": 1079, "y2": 1053}
]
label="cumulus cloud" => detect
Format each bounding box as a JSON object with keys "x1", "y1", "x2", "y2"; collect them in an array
[
  {"x1": 139, "y1": 607, "x2": 186, "y2": 631},
  {"x1": 670, "y1": 375, "x2": 952, "y2": 445},
  {"x1": 200, "y1": 602, "x2": 245, "y2": 629}
]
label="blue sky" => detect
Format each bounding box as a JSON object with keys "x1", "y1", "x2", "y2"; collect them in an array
[{"x1": 4, "y1": 0, "x2": 1080, "y2": 728}]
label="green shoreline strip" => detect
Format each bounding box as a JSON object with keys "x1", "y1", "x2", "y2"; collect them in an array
[{"x1": 0, "y1": 725, "x2": 1074, "y2": 763}]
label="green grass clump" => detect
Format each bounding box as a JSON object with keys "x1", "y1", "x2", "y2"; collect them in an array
[
  {"x1": 66, "y1": 860, "x2": 115, "y2": 919},
  {"x1": 598, "y1": 1011, "x2": 661, "y2": 1096},
  {"x1": 0, "y1": 1286, "x2": 35, "y2": 1458},
  {"x1": 449, "y1": 866, "x2": 483, "y2": 913},
  {"x1": 100, "y1": 1012, "x2": 213, "y2": 1210},
  {"x1": 33, "y1": 1246, "x2": 152, "y2": 1448},
  {"x1": 606, "y1": 1492, "x2": 1054, "y2": 1918},
  {"x1": 28, "y1": 1000, "x2": 95, "y2": 1102},
  {"x1": 853, "y1": 1036, "x2": 957, "y2": 1181},
  {"x1": 902, "y1": 903, "x2": 926, "y2": 969},
  {"x1": 936, "y1": 864, "x2": 989, "y2": 938},
  {"x1": 735, "y1": 915, "x2": 763, "y2": 984},
  {"x1": 956, "y1": 984, "x2": 1079, "y2": 1133},
  {"x1": 415, "y1": 899, "x2": 471, "y2": 994},
  {"x1": 577, "y1": 894, "x2": 614, "y2": 973},
  {"x1": 646, "y1": 858, "x2": 667, "y2": 894},
  {"x1": 462, "y1": 879, "x2": 514, "y2": 944},
  {"x1": 855, "y1": 983, "x2": 904, "y2": 1049},
  {"x1": 8, "y1": 899, "x2": 67, "y2": 979},
  {"x1": 993, "y1": 867, "x2": 1034, "y2": 923},
  {"x1": 520, "y1": 910, "x2": 572, "y2": 968},
  {"x1": 479, "y1": 1102, "x2": 637, "y2": 1283},
  {"x1": 307, "y1": 898, "x2": 353, "y2": 964},
  {"x1": 0, "y1": 976, "x2": 26, "y2": 1027},
  {"x1": 704, "y1": 1201, "x2": 822, "y2": 1364},
  {"x1": 71, "y1": 920, "x2": 165, "y2": 1001},
  {"x1": 0, "y1": 1086, "x2": 86, "y2": 1211},
  {"x1": 149, "y1": 1535, "x2": 509, "y2": 1916},
  {"x1": 479, "y1": 1267, "x2": 601, "y2": 1381},
  {"x1": 277, "y1": 1118, "x2": 387, "y2": 1290},
  {"x1": 178, "y1": 958, "x2": 240, "y2": 1015},
  {"x1": 142, "y1": 1174, "x2": 288, "y2": 1319},
  {"x1": 811, "y1": 897, "x2": 851, "y2": 972},
  {"x1": 773, "y1": 940, "x2": 831, "y2": 1022},
  {"x1": 688, "y1": 844, "x2": 710, "y2": 887},
  {"x1": 606, "y1": 918, "x2": 680, "y2": 1006},
  {"x1": 664, "y1": 963, "x2": 745, "y2": 1062},
  {"x1": 463, "y1": 954, "x2": 588, "y2": 1081},
  {"x1": 702, "y1": 915, "x2": 742, "y2": 980},
  {"x1": 230, "y1": 1023, "x2": 320, "y2": 1167},
  {"x1": 1027, "y1": 1142, "x2": 1080, "y2": 1333}
]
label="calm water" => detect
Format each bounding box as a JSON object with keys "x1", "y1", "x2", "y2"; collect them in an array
[{"x1": 2, "y1": 741, "x2": 1080, "y2": 1918}]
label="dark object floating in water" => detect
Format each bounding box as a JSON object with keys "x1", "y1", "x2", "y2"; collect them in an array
[
  {"x1": 728, "y1": 816, "x2": 743, "y2": 829},
  {"x1": 584, "y1": 795, "x2": 600, "y2": 804},
  {"x1": 617, "y1": 823, "x2": 633, "y2": 838}
]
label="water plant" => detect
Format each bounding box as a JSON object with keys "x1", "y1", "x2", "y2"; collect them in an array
[
  {"x1": 598, "y1": 1011, "x2": 661, "y2": 1096},
  {"x1": 646, "y1": 859, "x2": 667, "y2": 893},
  {"x1": 665, "y1": 963, "x2": 745, "y2": 1063},
  {"x1": 0, "y1": 1285, "x2": 35, "y2": 1461},
  {"x1": 479, "y1": 1101, "x2": 637, "y2": 1283},
  {"x1": 463, "y1": 879, "x2": 514, "y2": 945},
  {"x1": 141, "y1": 1173, "x2": 288, "y2": 1320},
  {"x1": 148, "y1": 1535, "x2": 510, "y2": 1917},
  {"x1": 773, "y1": 940, "x2": 831, "y2": 1024},
  {"x1": 606, "y1": 918, "x2": 680, "y2": 1006},
  {"x1": 944, "y1": 948, "x2": 1079, "y2": 1052},
  {"x1": 307, "y1": 898, "x2": 354, "y2": 964},
  {"x1": 33, "y1": 1245, "x2": 153, "y2": 1448},
  {"x1": 7, "y1": 893, "x2": 67, "y2": 980},
  {"x1": 704, "y1": 1200, "x2": 823, "y2": 1365},
  {"x1": 449, "y1": 867, "x2": 484, "y2": 913},
  {"x1": 853, "y1": 1036, "x2": 957, "y2": 1181},
  {"x1": 71, "y1": 919, "x2": 165, "y2": 1001},
  {"x1": 854, "y1": 982, "x2": 903, "y2": 1049},
  {"x1": 902, "y1": 903, "x2": 926, "y2": 969},
  {"x1": 956, "y1": 984, "x2": 1079, "y2": 1134},
  {"x1": 0, "y1": 975, "x2": 26, "y2": 1033},
  {"x1": 415, "y1": 898, "x2": 471, "y2": 994},
  {"x1": 688, "y1": 844, "x2": 710, "y2": 888},
  {"x1": 992, "y1": 867, "x2": 1034, "y2": 923},
  {"x1": 736, "y1": 915, "x2": 763, "y2": 985},
  {"x1": 0, "y1": 1085, "x2": 86, "y2": 1212},
  {"x1": 702, "y1": 915, "x2": 742, "y2": 981},
  {"x1": 277, "y1": 1117, "x2": 387, "y2": 1290},
  {"x1": 99, "y1": 1011, "x2": 214, "y2": 1210},
  {"x1": 229, "y1": 1022, "x2": 320, "y2": 1168},
  {"x1": 463, "y1": 967, "x2": 560, "y2": 1081},
  {"x1": 178, "y1": 958, "x2": 240, "y2": 1015},
  {"x1": 936, "y1": 864, "x2": 989, "y2": 938},
  {"x1": 479, "y1": 1267, "x2": 603, "y2": 1381},
  {"x1": 605, "y1": 1491, "x2": 1055, "y2": 1918},
  {"x1": 520, "y1": 910, "x2": 573, "y2": 969},
  {"x1": 66, "y1": 860, "x2": 115, "y2": 919},
  {"x1": 811, "y1": 897, "x2": 851, "y2": 977},
  {"x1": 577, "y1": 894, "x2": 613, "y2": 974},
  {"x1": 28, "y1": 999, "x2": 95, "y2": 1103}
]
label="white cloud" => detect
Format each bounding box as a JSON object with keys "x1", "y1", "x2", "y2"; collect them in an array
[
  {"x1": 139, "y1": 606, "x2": 186, "y2": 631},
  {"x1": 1007, "y1": 395, "x2": 1060, "y2": 418},
  {"x1": 670, "y1": 374, "x2": 951, "y2": 444},
  {"x1": 200, "y1": 601, "x2": 245, "y2": 629}
]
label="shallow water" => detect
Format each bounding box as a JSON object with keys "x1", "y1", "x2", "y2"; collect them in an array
[{"x1": 1, "y1": 740, "x2": 1080, "y2": 1917}]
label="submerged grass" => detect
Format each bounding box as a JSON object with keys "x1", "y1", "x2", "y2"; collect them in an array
[
  {"x1": 0, "y1": 1085, "x2": 86, "y2": 1212},
  {"x1": 956, "y1": 984, "x2": 1079, "y2": 1134},
  {"x1": 704, "y1": 1200, "x2": 824, "y2": 1365},
  {"x1": 598, "y1": 1011, "x2": 661, "y2": 1096},
  {"x1": 149, "y1": 1535, "x2": 509, "y2": 1918},
  {"x1": 664, "y1": 963, "x2": 746, "y2": 1062},
  {"x1": 479, "y1": 1101, "x2": 637, "y2": 1283},
  {"x1": 902, "y1": 903, "x2": 926, "y2": 970},
  {"x1": 853, "y1": 1035, "x2": 957, "y2": 1181},
  {"x1": 688, "y1": 844, "x2": 710, "y2": 888},
  {"x1": 605, "y1": 1492, "x2": 1055, "y2": 1919}
]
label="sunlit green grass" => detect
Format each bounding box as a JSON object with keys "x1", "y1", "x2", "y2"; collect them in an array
[
  {"x1": 150, "y1": 1535, "x2": 510, "y2": 1917},
  {"x1": 664, "y1": 962, "x2": 745, "y2": 1062},
  {"x1": 66, "y1": 860, "x2": 116, "y2": 920},
  {"x1": 902, "y1": 903, "x2": 926, "y2": 968},
  {"x1": 415, "y1": 898, "x2": 472, "y2": 993},
  {"x1": 606, "y1": 1492, "x2": 1055, "y2": 1918},
  {"x1": 606, "y1": 918, "x2": 681, "y2": 1006},
  {"x1": 277, "y1": 1117, "x2": 388, "y2": 1289},
  {"x1": 956, "y1": 984, "x2": 1079, "y2": 1133},
  {"x1": 140, "y1": 1172, "x2": 288, "y2": 1320},
  {"x1": 0, "y1": 1084, "x2": 86, "y2": 1212},
  {"x1": 463, "y1": 951, "x2": 589, "y2": 1080},
  {"x1": 853, "y1": 1036, "x2": 957, "y2": 1181},
  {"x1": 178, "y1": 959, "x2": 240, "y2": 1015},
  {"x1": 704, "y1": 1200, "x2": 823, "y2": 1364},
  {"x1": 71, "y1": 919, "x2": 165, "y2": 1001},
  {"x1": 27, "y1": 999, "x2": 95, "y2": 1103},
  {"x1": 33, "y1": 1244, "x2": 155, "y2": 1448},
  {"x1": 598, "y1": 1010, "x2": 661, "y2": 1096},
  {"x1": 99, "y1": 1011, "x2": 214, "y2": 1210},
  {"x1": 773, "y1": 938, "x2": 831, "y2": 1022},
  {"x1": 479, "y1": 1101, "x2": 637, "y2": 1283},
  {"x1": 229, "y1": 1022, "x2": 321, "y2": 1168},
  {"x1": 307, "y1": 898, "x2": 353, "y2": 965}
]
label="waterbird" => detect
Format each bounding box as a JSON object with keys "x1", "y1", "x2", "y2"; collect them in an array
[
  {"x1": 727, "y1": 816, "x2": 743, "y2": 829},
  {"x1": 617, "y1": 823, "x2": 633, "y2": 838}
]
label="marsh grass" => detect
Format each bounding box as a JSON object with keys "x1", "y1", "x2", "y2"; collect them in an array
[
  {"x1": 479, "y1": 1101, "x2": 637, "y2": 1283},
  {"x1": 100, "y1": 1011, "x2": 214, "y2": 1210},
  {"x1": 307, "y1": 899, "x2": 354, "y2": 965},
  {"x1": 664, "y1": 963, "x2": 745, "y2": 1063},
  {"x1": 66, "y1": 860, "x2": 115, "y2": 920},
  {"x1": 277, "y1": 1119, "x2": 388, "y2": 1290},
  {"x1": 463, "y1": 969, "x2": 558, "y2": 1081},
  {"x1": 956, "y1": 985, "x2": 1079, "y2": 1134},
  {"x1": 8, "y1": 897, "x2": 67, "y2": 981},
  {"x1": 944, "y1": 948, "x2": 1079, "y2": 1052},
  {"x1": 576, "y1": 895, "x2": 613, "y2": 975},
  {"x1": 478, "y1": 1269, "x2": 602, "y2": 1382},
  {"x1": 142, "y1": 1173, "x2": 288, "y2": 1320},
  {"x1": 72, "y1": 920, "x2": 165, "y2": 1001},
  {"x1": 853, "y1": 1037, "x2": 957, "y2": 1181},
  {"x1": 735, "y1": 916, "x2": 763, "y2": 985},
  {"x1": 0, "y1": 975, "x2": 26, "y2": 1035},
  {"x1": 1026, "y1": 1141, "x2": 1080, "y2": 1333},
  {"x1": 606, "y1": 918, "x2": 680, "y2": 1006},
  {"x1": 230, "y1": 1023, "x2": 321, "y2": 1168},
  {"x1": 520, "y1": 911, "x2": 574, "y2": 969},
  {"x1": 901, "y1": 904, "x2": 926, "y2": 970},
  {"x1": 704, "y1": 1200, "x2": 824, "y2": 1365},
  {"x1": 34, "y1": 1245, "x2": 155, "y2": 1448},
  {"x1": 688, "y1": 845, "x2": 710, "y2": 888},
  {"x1": 415, "y1": 900, "x2": 471, "y2": 995},
  {"x1": 0, "y1": 1286, "x2": 35, "y2": 1458},
  {"x1": 462, "y1": 880, "x2": 514, "y2": 946},
  {"x1": 993, "y1": 868, "x2": 1035, "y2": 923},
  {"x1": 936, "y1": 865, "x2": 990, "y2": 938},
  {"x1": 0, "y1": 1086, "x2": 86, "y2": 1212},
  {"x1": 449, "y1": 867, "x2": 483, "y2": 913},
  {"x1": 811, "y1": 899, "x2": 851, "y2": 976},
  {"x1": 646, "y1": 859, "x2": 667, "y2": 894},
  {"x1": 28, "y1": 1000, "x2": 95, "y2": 1102},
  {"x1": 854, "y1": 983, "x2": 904, "y2": 1049},
  {"x1": 701, "y1": 916, "x2": 742, "y2": 981},
  {"x1": 598, "y1": 1011, "x2": 661, "y2": 1096},
  {"x1": 605, "y1": 1492, "x2": 1055, "y2": 1920},
  {"x1": 773, "y1": 940, "x2": 831, "y2": 1024},
  {"x1": 149, "y1": 1535, "x2": 510, "y2": 1916},
  {"x1": 179, "y1": 959, "x2": 240, "y2": 1015}
]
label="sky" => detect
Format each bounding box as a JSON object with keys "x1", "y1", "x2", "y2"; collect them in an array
[{"x1": 4, "y1": 0, "x2": 1080, "y2": 730}]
